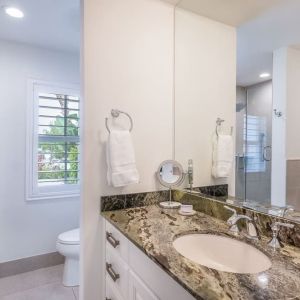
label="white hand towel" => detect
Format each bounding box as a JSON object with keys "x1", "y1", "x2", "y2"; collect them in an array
[
  {"x1": 106, "y1": 130, "x2": 139, "y2": 187},
  {"x1": 212, "y1": 134, "x2": 233, "y2": 178}
]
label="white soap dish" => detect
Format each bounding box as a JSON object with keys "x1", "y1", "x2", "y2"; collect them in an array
[
  {"x1": 178, "y1": 209, "x2": 196, "y2": 216},
  {"x1": 160, "y1": 201, "x2": 181, "y2": 209}
]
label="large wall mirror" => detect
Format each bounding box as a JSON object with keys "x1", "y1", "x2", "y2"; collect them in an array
[{"x1": 174, "y1": 0, "x2": 300, "y2": 222}]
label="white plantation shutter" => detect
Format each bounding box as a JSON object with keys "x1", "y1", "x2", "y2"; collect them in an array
[
  {"x1": 26, "y1": 81, "x2": 80, "y2": 200},
  {"x1": 244, "y1": 115, "x2": 266, "y2": 173}
]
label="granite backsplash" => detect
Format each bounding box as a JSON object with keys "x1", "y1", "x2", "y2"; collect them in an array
[
  {"x1": 101, "y1": 190, "x2": 169, "y2": 211},
  {"x1": 101, "y1": 187, "x2": 300, "y2": 248}
]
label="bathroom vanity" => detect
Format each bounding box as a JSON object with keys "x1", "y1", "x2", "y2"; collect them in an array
[
  {"x1": 104, "y1": 219, "x2": 194, "y2": 300},
  {"x1": 101, "y1": 191, "x2": 300, "y2": 300}
]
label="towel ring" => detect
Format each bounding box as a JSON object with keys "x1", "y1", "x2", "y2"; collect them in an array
[
  {"x1": 105, "y1": 109, "x2": 133, "y2": 133},
  {"x1": 216, "y1": 117, "x2": 233, "y2": 137}
]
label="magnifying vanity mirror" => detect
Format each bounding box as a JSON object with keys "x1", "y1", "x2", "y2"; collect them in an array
[{"x1": 156, "y1": 160, "x2": 185, "y2": 208}]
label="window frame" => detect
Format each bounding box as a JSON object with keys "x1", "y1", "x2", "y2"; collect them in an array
[{"x1": 26, "y1": 79, "x2": 80, "y2": 201}]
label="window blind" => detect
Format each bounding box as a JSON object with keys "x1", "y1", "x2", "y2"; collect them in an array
[
  {"x1": 244, "y1": 115, "x2": 266, "y2": 173},
  {"x1": 37, "y1": 93, "x2": 80, "y2": 186}
]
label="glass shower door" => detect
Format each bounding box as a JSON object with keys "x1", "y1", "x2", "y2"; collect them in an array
[
  {"x1": 235, "y1": 81, "x2": 272, "y2": 205},
  {"x1": 235, "y1": 87, "x2": 246, "y2": 200},
  {"x1": 245, "y1": 82, "x2": 272, "y2": 205}
]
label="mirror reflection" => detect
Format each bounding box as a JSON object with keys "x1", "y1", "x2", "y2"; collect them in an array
[
  {"x1": 160, "y1": 163, "x2": 181, "y2": 184},
  {"x1": 156, "y1": 160, "x2": 185, "y2": 209},
  {"x1": 174, "y1": 0, "x2": 300, "y2": 222},
  {"x1": 157, "y1": 160, "x2": 185, "y2": 187}
]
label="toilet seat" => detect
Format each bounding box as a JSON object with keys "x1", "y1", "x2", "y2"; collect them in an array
[
  {"x1": 57, "y1": 228, "x2": 80, "y2": 286},
  {"x1": 58, "y1": 228, "x2": 80, "y2": 245}
]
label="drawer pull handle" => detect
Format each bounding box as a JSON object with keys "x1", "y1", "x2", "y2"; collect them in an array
[
  {"x1": 106, "y1": 263, "x2": 120, "y2": 282},
  {"x1": 105, "y1": 298, "x2": 112, "y2": 300},
  {"x1": 106, "y1": 232, "x2": 120, "y2": 248}
]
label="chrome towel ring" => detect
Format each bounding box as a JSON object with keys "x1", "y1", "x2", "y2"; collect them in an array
[
  {"x1": 216, "y1": 117, "x2": 233, "y2": 137},
  {"x1": 105, "y1": 109, "x2": 133, "y2": 133}
]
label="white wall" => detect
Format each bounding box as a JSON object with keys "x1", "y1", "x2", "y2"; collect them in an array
[
  {"x1": 272, "y1": 47, "x2": 300, "y2": 207},
  {"x1": 286, "y1": 47, "x2": 300, "y2": 159},
  {"x1": 174, "y1": 8, "x2": 236, "y2": 195},
  {"x1": 0, "y1": 40, "x2": 80, "y2": 262},
  {"x1": 82, "y1": 0, "x2": 174, "y2": 298},
  {"x1": 272, "y1": 47, "x2": 288, "y2": 206},
  {"x1": 272, "y1": 46, "x2": 300, "y2": 205}
]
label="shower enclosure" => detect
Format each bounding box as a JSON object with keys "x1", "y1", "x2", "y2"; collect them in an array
[{"x1": 235, "y1": 81, "x2": 272, "y2": 205}]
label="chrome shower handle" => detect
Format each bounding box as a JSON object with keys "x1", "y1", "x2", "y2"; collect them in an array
[{"x1": 263, "y1": 146, "x2": 272, "y2": 161}]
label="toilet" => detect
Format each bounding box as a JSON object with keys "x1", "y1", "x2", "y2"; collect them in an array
[{"x1": 56, "y1": 228, "x2": 80, "y2": 287}]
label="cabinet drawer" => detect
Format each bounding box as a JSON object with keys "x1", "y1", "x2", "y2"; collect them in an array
[
  {"x1": 106, "y1": 245, "x2": 129, "y2": 299},
  {"x1": 105, "y1": 220, "x2": 129, "y2": 262},
  {"x1": 106, "y1": 279, "x2": 124, "y2": 300}
]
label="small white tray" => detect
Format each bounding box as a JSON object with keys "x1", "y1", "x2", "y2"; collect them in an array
[{"x1": 178, "y1": 209, "x2": 196, "y2": 216}]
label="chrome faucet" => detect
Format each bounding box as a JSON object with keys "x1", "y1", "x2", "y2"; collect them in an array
[
  {"x1": 224, "y1": 206, "x2": 239, "y2": 234},
  {"x1": 187, "y1": 159, "x2": 193, "y2": 191},
  {"x1": 280, "y1": 205, "x2": 294, "y2": 217},
  {"x1": 224, "y1": 206, "x2": 260, "y2": 240},
  {"x1": 267, "y1": 221, "x2": 294, "y2": 250}
]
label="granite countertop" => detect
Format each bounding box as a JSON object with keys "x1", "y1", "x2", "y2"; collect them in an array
[{"x1": 101, "y1": 205, "x2": 300, "y2": 300}]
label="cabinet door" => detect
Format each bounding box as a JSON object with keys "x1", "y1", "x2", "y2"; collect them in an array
[
  {"x1": 106, "y1": 278, "x2": 124, "y2": 300},
  {"x1": 129, "y1": 270, "x2": 159, "y2": 300}
]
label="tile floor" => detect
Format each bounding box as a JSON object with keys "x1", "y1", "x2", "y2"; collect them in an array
[{"x1": 0, "y1": 265, "x2": 79, "y2": 300}]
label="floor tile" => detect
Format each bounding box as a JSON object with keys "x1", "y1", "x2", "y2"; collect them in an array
[
  {"x1": 0, "y1": 265, "x2": 63, "y2": 297},
  {"x1": 0, "y1": 283, "x2": 75, "y2": 300}
]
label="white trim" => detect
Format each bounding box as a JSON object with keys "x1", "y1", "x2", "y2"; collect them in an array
[{"x1": 26, "y1": 79, "x2": 80, "y2": 201}]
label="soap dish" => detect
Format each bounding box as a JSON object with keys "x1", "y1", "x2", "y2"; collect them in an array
[{"x1": 178, "y1": 209, "x2": 196, "y2": 216}]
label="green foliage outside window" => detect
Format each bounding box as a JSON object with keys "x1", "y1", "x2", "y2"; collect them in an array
[{"x1": 38, "y1": 100, "x2": 80, "y2": 184}]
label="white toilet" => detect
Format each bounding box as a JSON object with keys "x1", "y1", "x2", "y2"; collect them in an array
[{"x1": 56, "y1": 228, "x2": 80, "y2": 287}]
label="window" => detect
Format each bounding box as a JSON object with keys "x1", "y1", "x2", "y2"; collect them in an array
[
  {"x1": 244, "y1": 115, "x2": 266, "y2": 173},
  {"x1": 26, "y1": 80, "x2": 80, "y2": 200}
]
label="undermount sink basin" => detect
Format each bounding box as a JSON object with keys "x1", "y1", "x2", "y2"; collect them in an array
[{"x1": 173, "y1": 234, "x2": 271, "y2": 274}]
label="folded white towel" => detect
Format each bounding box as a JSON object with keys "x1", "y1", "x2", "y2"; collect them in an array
[
  {"x1": 106, "y1": 130, "x2": 139, "y2": 187},
  {"x1": 212, "y1": 134, "x2": 233, "y2": 178}
]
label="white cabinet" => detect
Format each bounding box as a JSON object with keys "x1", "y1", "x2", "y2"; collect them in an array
[
  {"x1": 106, "y1": 278, "x2": 124, "y2": 300},
  {"x1": 104, "y1": 219, "x2": 195, "y2": 300},
  {"x1": 129, "y1": 270, "x2": 159, "y2": 300}
]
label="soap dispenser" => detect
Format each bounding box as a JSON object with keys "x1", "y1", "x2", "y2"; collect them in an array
[{"x1": 187, "y1": 159, "x2": 193, "y2": 191}]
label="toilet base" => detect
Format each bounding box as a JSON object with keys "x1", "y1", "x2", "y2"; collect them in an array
[{"x1": 63, "y1": 258, "x2": 79, "y2": 287}]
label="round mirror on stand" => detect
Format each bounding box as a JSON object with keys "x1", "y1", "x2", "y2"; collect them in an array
[{"x1": 156, "y1": 160, "x2": 185, "y2": 208}]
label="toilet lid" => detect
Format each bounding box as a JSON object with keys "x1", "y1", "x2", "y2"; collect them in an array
[{"x1": 58, "y1": 228, "x2": 80, "y2": 245}]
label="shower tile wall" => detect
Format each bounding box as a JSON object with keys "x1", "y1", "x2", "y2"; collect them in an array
[{"x1": 287, "y1": 160, "x2": 300, "y2": 211}]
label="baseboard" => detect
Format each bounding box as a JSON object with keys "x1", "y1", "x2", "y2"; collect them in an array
[{"x1": 0, "y1": 252, "x2": 64, "y2": 278}]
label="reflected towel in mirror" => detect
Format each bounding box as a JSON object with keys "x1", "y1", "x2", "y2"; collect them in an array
[{"x1": 212, "y1": 134, "x2": 233, "y2": 178}]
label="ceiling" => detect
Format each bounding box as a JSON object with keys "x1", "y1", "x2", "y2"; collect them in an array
[
  {"x1": 176, "y1": 0, "x2": 285, "y2": 27},
  {"x1": 237, "y1": 0, "x2": 300, "y2": 86},
  {"x1": 0, "y1": 0, "x2": 80, "y2": 53},
  {"x1": 1, "y1": 0, "x2": 299, "y2": 85},
  {"x1": 176, "y1": 0, "x2": 300, "y2": 87}
]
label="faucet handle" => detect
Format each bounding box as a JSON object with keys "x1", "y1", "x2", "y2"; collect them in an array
[
  {"x1": 224, "y1": 205, "x2": 237, "y2": 223},
  {"x1": 224, "y1": 206, "x2": 239, "y2": 234},
  {"x1": 268, "y1": 222, "x2": 294, "y2": 250},
  {"x1": 280, "y1": 205, "x2": 294, "y2": 217},
  {"x1": 271, "y1": 221, "x2": 294, "y2": 230}
]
